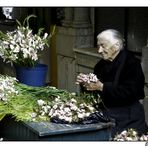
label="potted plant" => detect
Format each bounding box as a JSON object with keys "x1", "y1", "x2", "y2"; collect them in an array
[{"x1": 0, "y1": 15, "x2": 52, "y2": 86}]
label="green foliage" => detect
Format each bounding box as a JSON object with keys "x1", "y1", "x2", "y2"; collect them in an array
[{"x1": 0, "y1": 82, "x2": 100, "y2": 122}]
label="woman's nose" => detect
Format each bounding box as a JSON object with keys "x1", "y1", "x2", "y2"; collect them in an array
[{"x1": 98, "y1": 47, "x2": 103, "y2": 53}]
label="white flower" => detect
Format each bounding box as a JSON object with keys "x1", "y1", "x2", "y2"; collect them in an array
[
  {"x1": 43, "y1": 33, "x2": 48, "y2": 39},
  {"x1": 31, "y1": 112, "x2": 37, "y2": 118},
  {"x1": 53, "y1": 104, "x2": 58, "y2": 110},
  {"x1": 76, "y1": 73, "x2": 98, "y2": 85},
  {"x1": 0, "y1": 75, "x2": 18, "y2": 102},
  {"x1": 22, "y1": 48, "x2": 29, "y2": 58},
  {"x1": 0, "y1": 15, "x2": 49, "y2": 67},
  {"x1": 70, "y1": 105, "x2": 78, "y2": 111},
  {"x1": 37, "y1": 99, "x2": 45, "y2": 106},
  {"x1": 48, "y1": 109, "x2": 54, "y2": 116},
  {"x1": 46, "y1": 105, "x2": 51, "y2": 109},
  {"x1": 132, "y1": 130, "x2": 137, "y2": 136},
  {"x1": 139, "y1": 135, "x2": 148, "y2": 141},
  {"x1": 121, "y1": 130, "x2": 127, "y2": 136},
  {"x1": 59, "y1": 110, "x2": 65, "y2": 115},
  {"x1": 0, "y1": 93, "x2": 5, "y2": 98},
  {"x1": 59, "y1": 115, "x2": 65, "y2": 120},
  {"x1": 49, "y1": 86, "x2": 56, "y2": 89},
  {"x1": 78, "y1": 113, "x2": 85, "y2": 118},
  {"x1": 71, "y1": 98, "x2": 77, "y2": 103},
  {"x1": 3, "y1": 41, "x2": 9, "y2": 45},
  {"x1": 10, "y1": 44, "x2": 15, "y2": 50},
  {"x1": 40, "y1": 111, "x2": 45, "y2": 116},
  {"x1": 64, "y1": 107, "x2": 71, "y2": 113},
  {"x1": 71, "y1": 92, "x2": 76, "y2": 96},
  {"x1": 0, "y1": 85, "x2": 4, "y2": 92},
  {"x1": 59, "y1": 104, "x2": 64, "y2": 110},
  {"x1": 13, "y1": 46, "x2": 20, "y2": 53},
  {"x1": 126, "y1": 137, "x2": 133, "y2": 141},
  {"x1": 79, "y1": 103, "x2": 85, "y2": 109},
  {"x1": 2, "y1": 97, "x2": 7, "y2": 102},
  {"x1": 68, "y1": 112, "x2": 72, "y2": 117},
  {"x1": 87, "y1": 106, "x2": 95, "y2": 112},
  {"x1": 85, "y1": 112, "x2": 90, "y2": 117},
  {"x1": 42, "y1": 106, "x2": 48, "y2": 113},
  {"x1": 116, "y1": 139, "x2": 124, "y2": 141},
  {"x1": 114, "y1": 128, "x2": 148, "y2": 141},
  {"x1": 55, "y1": 97, "x2": 60, "y2": 102},
  {"x1": 64, "y1": 117, "x2": 72, "y2": 122},
  {"x1": 53, "y1": 110, "x2": 60, "y2": 117}
]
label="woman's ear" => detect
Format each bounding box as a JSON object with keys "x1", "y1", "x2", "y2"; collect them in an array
[{"x1": 114, "y1": 42, "x2": 120, "y2": 51}]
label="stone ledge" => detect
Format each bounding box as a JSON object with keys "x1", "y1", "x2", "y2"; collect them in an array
[{"x1": 74, "y1": 48, "x2": 101, "y2": 58}]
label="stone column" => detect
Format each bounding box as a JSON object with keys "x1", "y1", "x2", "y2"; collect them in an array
[
  {"x1": 141, "y1": 41, "x2": 148, "y2": 125},
  {"x1": 56, "y1": 8, "x2": 94, "y2": 92},
  {"x1": 142, "y1": 43, "x2": 148, "y2": 95},
  {"x1": 62, "y1": 8, "x2": 73, "y2": 27},
  {"x1": 73, "y1": 8, "x2": 91, "y2": 28},
  {"x1": 72, "y1": 8, "x2": 94, "y2": 48}
]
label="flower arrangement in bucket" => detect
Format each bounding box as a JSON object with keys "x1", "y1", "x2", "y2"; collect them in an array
[
  {"x1": 0, "y1": 14, "x2": 50, "y2": 67},
  {"x1": 0, "y1": 15, "x2": 55, "y2": 86}
]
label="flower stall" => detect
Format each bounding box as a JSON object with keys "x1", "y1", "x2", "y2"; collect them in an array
[
  {"x1": 0, "y1": 74, "x2": 114, "y2": 141},
  {"x1": 0, "y1": 15, "x2": 114, "y2": 141}
]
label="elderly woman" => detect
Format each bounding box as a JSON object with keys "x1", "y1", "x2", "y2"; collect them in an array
[{"x1": 76, "y1": 29, "x2": 148, "y2": 137}]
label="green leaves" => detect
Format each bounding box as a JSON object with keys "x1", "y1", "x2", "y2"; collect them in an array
[
  {"x1": 37, "y1": 28, "x2": 44, "y2": 36},
  {"x1": 0, "y1": 31, "x2": 8, "y2": 40},
  {"x1": 16, "y1": 14, "x2": 37, "y2": 28},
  {"x1": 0, "y1": 79, "x2": 101, "y2": 122}
]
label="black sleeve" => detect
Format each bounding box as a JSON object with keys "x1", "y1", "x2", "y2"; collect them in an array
[
  {"x1": 94, "y1": 60, "x2": 104, "y2": 78},
  {"x1": 101, "y1": 60, "x2": 145, "y2": 106}
]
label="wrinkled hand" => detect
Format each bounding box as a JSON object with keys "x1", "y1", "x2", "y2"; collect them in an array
[
  {"x1": 75, "y1": 73, "x2": 87, "y2": 85},
  {"x1": 75, "y1": 73, "x2": 103, "y2": 91},
  {"x1": 84, "y1": 80, "x2": 103, "y2": 91}
]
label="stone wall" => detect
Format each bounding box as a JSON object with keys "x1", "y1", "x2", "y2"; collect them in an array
[
  {"x1": 141, "y1": 46, "x2": 148, "y2": 125},
  {"x1": 56, "y1": 8, "x2": 94, "y2": 92}
]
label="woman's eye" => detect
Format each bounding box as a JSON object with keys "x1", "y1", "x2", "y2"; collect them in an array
[
  {"x1": 97, "y1": 44, "x2": 104, "y2": 48},
  {"x1": 101, "y1": 44, "x2": 105, "y2": 48},
  {"x1": 97, "y1": 45, "x2": 100, "y2": 48}
]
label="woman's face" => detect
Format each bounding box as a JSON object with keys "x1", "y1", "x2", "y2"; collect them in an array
[{"x1": 97, "y1": 37, "x2": 119, "y2": 61}]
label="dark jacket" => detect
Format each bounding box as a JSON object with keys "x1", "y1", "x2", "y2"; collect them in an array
[
  {"x1": 94, "y1": 49, "x2": 148, "y2": 137},
  {"x1": 94, "y1": 49, "x2": 145, "y2": 107}
]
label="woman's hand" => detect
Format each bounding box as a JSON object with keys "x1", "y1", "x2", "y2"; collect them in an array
[
  {"x1": 75, "y1": 73, "x2": 103, "y2": 91},
  {"x1": 75, "y1": 73, "x2": 87, "y2": 85},
  {"x1": 84, "y1": 80, "x2": 103, "y2": 91}
]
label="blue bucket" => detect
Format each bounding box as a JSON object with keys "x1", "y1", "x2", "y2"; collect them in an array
[{"x1": 15, "y1": 64, "x2": 48, "y2": 87}]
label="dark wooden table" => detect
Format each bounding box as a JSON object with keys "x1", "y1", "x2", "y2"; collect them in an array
[{"x1": 0, "y1": 116, "x2": 115, "y2": 141}]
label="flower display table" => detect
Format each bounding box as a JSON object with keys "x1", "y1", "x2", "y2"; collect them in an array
[{"x1": 0, "y1": 116, "x2": 114, "y2": 141}]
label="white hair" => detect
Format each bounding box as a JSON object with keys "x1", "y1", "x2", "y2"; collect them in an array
[{"x1": 97, "y1": 29, "x2": 125, "y2": 50}]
